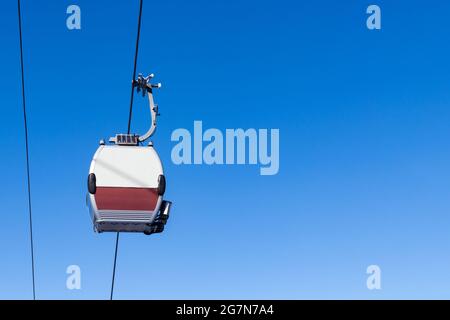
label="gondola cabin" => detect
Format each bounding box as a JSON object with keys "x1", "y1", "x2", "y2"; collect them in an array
[
  {"x1": 87, "y1": 139, "x2": 170, "y2": 235},
  {"x1": 87, "y1": 74, "x2": 171, "y2": 235}
]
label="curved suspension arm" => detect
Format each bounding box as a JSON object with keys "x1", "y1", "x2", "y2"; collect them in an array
[
  {"x1": 138, "y1": 88, "x2": 158, "y2": 142},
  {"x1": 131, "y1": 73, "x2": 161, "y2": 143}
]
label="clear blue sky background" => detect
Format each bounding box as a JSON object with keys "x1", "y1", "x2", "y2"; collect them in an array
[{"x1": 1, "y1": 0, "x2": 450, "y2": 299}]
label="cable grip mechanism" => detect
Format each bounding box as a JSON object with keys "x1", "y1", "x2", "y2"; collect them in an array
[{"x1": 109, "y1": 73, "x2": 162, "y2": 145}]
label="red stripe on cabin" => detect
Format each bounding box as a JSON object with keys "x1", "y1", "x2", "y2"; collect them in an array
[{"x1": 95, "y1": 187, "x2": 159, "y2": 211}]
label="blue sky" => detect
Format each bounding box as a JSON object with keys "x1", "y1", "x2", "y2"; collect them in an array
[{"x1": 2, "y1": 0, "x2": 450, "y2": 299}]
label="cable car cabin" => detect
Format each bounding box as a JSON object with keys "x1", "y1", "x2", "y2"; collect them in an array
[
  {"x1": 87, "y1": 73, "x2": 171, "y2": 235},
  {"x1": 87, "y1": 140, "x2": 171, "y2": 235}
]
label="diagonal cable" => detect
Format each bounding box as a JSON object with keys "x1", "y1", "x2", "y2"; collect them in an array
[
  {"x1": 17, "y1": 0, "x2": 36, "y2": 300},
  {"x1": 110, "y1": 0, "x2": 144, "y2": 301}
]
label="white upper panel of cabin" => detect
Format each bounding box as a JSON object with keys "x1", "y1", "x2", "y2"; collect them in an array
[{"x1": 92, "y1": 145, "x2": 163, "y2": 188}]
